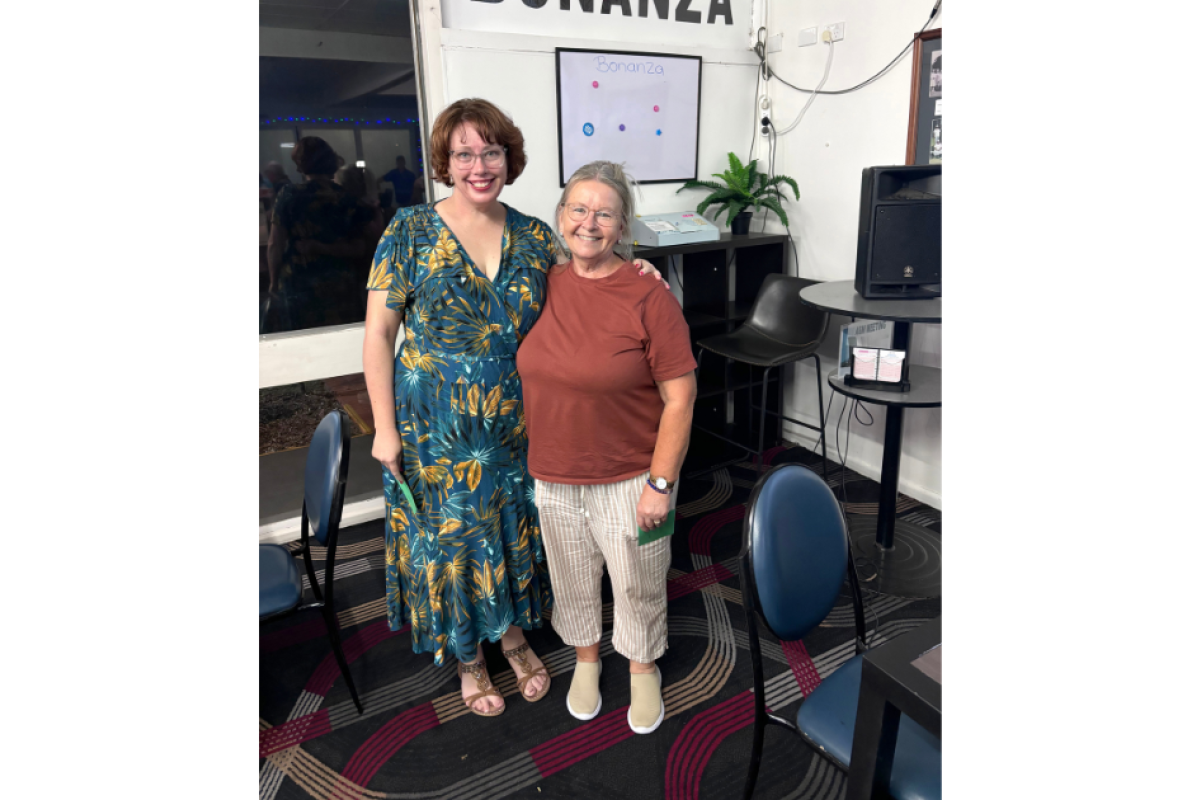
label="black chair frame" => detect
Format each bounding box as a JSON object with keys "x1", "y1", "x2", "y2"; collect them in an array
[
  {"x1": 739, "y1": 464, "x2": 868, "y2": 799},
  {"x1": 260, "y1": 410, "x2": 364, "y2": 714},
  {"x1": 694, "y1": 349, "x2": 829, "y2": 481}
]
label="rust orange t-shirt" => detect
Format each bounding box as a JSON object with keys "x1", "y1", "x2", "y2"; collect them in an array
[{"x1": 517, "y1": 260, "x2": 697, "y2": 485}]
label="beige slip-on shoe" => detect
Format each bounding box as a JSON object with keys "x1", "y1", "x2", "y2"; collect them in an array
[
  {"x1": 628, "y1": 666, "x2": 664, "y2": 734},
  {"x1": 568, "y1": 660, "x2": 603, "y2": 721}
]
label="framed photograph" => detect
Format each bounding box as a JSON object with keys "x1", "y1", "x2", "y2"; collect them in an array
[
  {"x1": 906, "y1": 29, "x2": 942, "y2": 165},
  {"x1": 555, "y1": 48, "x2": 702, "y2": 186}
]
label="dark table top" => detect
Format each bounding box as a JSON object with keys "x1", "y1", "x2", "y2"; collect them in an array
[
  {"x1": 864, "y1": 616, "x2": 942, "y2": 716},
  {"x1": 827, "y1": 366, "x2": 942, "y2": 408},
  {"x1": 799, "y1": 280, "x2": 941, "y2": 323}
]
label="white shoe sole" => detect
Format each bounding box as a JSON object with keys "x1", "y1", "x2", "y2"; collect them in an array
[
  {"x1": 567, "y1": 661, "x2": 603, "y2": 721},
  {"x1": 627, "y1": 666, "x2": 664, "y2": 734}
]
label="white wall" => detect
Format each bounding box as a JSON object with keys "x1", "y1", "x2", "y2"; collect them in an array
[
  {"x1": 416, "y1": 0, "x2": 942, "y2": 509},
  {"x1": 437, "y1": 27, "x2": 760, "y2": 227},
  {"x1": 756, "y1": 0, "x2": 942, "y2": 508}
]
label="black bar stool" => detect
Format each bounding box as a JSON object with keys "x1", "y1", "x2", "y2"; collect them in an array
[{"x1": 695, "y1": 274, "x2": 829, "y2": 477}]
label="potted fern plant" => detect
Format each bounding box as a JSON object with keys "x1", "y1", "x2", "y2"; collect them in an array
[{"x1": 677, "y1": 152, "x2": 799, "y2": 235}]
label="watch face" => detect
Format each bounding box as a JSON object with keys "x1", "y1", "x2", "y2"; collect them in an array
[{"x1": 655, "y1": 478, "x2": 668, "y2": 490}]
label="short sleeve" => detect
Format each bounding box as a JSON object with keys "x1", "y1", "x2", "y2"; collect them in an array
[
  {"x1": 526, "y1": 216, "x2": 559, "y2": 270},
  {"x1": 270, "y1": 184, "x2": 294, "y2": 228},
  {"x1": 366, "y1": 211, "x2": 414, "y2": 311},
  {"x1": 643, "y1": 288, "x2": 698, "y2": 382}
]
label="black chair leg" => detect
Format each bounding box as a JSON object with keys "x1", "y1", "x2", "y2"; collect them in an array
[
  {"x1": 813, "y1": 354, "x2": 829, "y2": 484},
  {"x1": 743, "y1": 604, "x2": 769, "y2": 799},
  {"x1": 322, "y1": 607, "x2": 364, "y2": 714},
  {"x1": 744, "y1": 704, "x2": 767, "y2": 800},
  {"x1": 757, "y1": 367, "x2": 771, "y2": 475}
]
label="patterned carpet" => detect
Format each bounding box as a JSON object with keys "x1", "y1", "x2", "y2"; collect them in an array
[{"x1": 259, "y1": 444, "x2": 942, "y2": 799}]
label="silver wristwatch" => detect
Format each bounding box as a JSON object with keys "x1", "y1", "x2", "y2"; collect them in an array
[{"x1": 647, "y1": 476, "x2": 675, "y2": 494}]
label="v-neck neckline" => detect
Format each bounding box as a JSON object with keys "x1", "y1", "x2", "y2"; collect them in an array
[{"x1": 431, "y1": 201, "x2": 511, "y2": 285}]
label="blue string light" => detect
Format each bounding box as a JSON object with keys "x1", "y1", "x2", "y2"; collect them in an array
[{"x1": 259, "y1": 116, "x2": 419, "y2": 127}]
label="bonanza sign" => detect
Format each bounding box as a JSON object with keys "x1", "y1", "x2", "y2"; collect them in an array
[{"x1": 443, "y1": 0, "x2": 749, "y2": 50}]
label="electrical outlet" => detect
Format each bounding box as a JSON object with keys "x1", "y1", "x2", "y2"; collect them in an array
[
  {"x1": 767, "y1": 33, "x2": 783, "y2": 53},
  {"x1": 798, "y1": 27, "x2": 818, "y2": 47},
  {"x1": 821, "y1": 22, "x2": 845, "y2": 42}
]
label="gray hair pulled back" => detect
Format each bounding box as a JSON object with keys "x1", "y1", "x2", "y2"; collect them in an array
[{"x1": 554, "y1": 160, "x2": 639, "y2": 262}]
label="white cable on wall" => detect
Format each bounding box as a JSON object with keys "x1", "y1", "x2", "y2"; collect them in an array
[{"x1": 775, "y1": 38, "x2": 836, "y2": 135}]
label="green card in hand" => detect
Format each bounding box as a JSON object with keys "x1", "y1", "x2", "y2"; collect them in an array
[
  {"x1": 397, "y1": 479, "x2": 419, "y2": 516},
  {"x1": 638, "y1": 510, "x2": 675, "y2": 546}
]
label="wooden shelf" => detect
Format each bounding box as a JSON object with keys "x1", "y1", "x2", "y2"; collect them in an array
[
  {"x1": 633, "y1": 231, "x2": 789, "y2": 259},
  {"x1": 696, "y1": 372, "x2": 780, "y2": 400},
  {"x1": 683, "y1": 309, "x2": 724, "y2": 328},
  {"x1": 643, "y1": 232, "x2": 790, "y2": 458},
  {"x1": 727, "y1": 299, "x2": 754, "y2": 323}
]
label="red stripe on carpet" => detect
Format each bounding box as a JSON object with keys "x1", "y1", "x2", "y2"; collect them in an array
[
  {"x1": 260, "y1": 618, "x2": 327, "y2": 654},
  {"x1": 261, "y1": 618, "x2": 409, "y2": 656},
  {"x1": 687, "y1": 506, "x2": 746, "y2": 558},
  {"x1": 760, "y1": 445, "x2": 787, "y2": 468},
  {"x1": 260, "y1": 709, "x2": 332, "y2": 757},
  {"x1": 781, "y1": 639, "x2": 822, "y2": 697},
  {"x1": 664, "y1": 692, "x2": 755, "y2": 800},
  {"x1": 305, "y1": 620, "x2": 405, "y2": 696},
  {"x1": 665, "y1": 563, "x2": 735, "y2": 601},
  {"x1": 529, "y1": 707, "x2": 635, "y2": 777},
  {"x1": 339, "y1": 703, "x2": 441, "y2": 787}
]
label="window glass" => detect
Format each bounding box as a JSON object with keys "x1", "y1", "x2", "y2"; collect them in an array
[{"x1": 259, "y1": 0, "x2": 422, "y2": 335}]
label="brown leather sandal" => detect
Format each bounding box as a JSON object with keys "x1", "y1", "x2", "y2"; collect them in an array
[
  {"x1": 502, "y1": 641, "x2": 551, "y2": 702},
  {"x1": 459, "y1": 659, "x2": 505, "y2": 717}
]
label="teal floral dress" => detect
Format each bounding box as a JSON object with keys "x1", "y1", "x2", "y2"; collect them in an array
[{"x1": 366, "y1": 203, "x2": 556, "y2": 665}]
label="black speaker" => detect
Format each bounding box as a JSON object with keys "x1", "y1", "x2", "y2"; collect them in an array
[{"x1": 854, "y1": 165, "x2": 941, "y2": 299}]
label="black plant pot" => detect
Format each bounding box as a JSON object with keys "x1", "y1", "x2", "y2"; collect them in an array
[{"x1": 730, "y1": 210, "x2": 753, "y2": 235}]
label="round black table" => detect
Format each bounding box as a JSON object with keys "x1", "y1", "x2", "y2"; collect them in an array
[{"x1": 799, "y1": 281, "x2": 942, "y2": 598}]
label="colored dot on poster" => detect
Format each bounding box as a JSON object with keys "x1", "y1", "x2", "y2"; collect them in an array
[
  {"x1": 656, "y1": 129, "x2": 662, "y2": 136},
  {"x1": 653, "y1": 105, "x2": 660, "y2": 112},
  {"x1": 583, "y1": 123, "x2": 594, "y2": 136},
  {"x1": 619, "y1": 124, "x2": 626, "y2": 131},
  {"x1": 592, "y1": 81, "x2": 599, "y2": 88}
]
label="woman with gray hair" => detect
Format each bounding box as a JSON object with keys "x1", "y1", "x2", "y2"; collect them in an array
[{"x1": 516, "y1": 161, "x2": 697, "y2": 734}]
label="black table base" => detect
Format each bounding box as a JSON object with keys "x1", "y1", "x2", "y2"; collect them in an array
[
  {"x1": 799, "y1": 280, "x2": 942, "y2": 601},
  {"x1": 847, "y1": 516, "x2": 941, "y2": 599}
]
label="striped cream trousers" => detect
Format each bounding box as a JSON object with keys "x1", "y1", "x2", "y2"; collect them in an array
[{"x1": 534, "y1": 472, "x2": 675, "y2": 664}]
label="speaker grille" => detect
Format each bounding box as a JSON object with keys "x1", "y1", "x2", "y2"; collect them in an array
[{"x1": 871, "y1": 204, "x2": 941, "y2": 284}]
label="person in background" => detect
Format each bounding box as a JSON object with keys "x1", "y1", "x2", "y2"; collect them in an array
[
  {"x1": 263, "y1": 161, "x2": 291, "y2": 193},
  {"x1": 334, "y1": 165, "x2": 386, "y2": 308},
  {"x1": 382, "y1": 155, "x2": 417, "y2": 207},
  {"x1": 516, "y1": 160, "x2": 697, "y2": 735},
  {"x1": 266, "y1": 137, "x2": 382, "y2": 331},
  {"x1": 409, "y1": 169, "x2": 426, "y2": 206},
  {"x1": 362, "y1": 99, "x2": 666, "y2": 718},
  {"x1": 261, "y1": 161, "x2": 291, "y2": 224}
]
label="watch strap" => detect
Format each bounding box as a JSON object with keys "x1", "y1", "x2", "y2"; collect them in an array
[{"x1": 646, "y1": 477, "x2": 673, "y2": 495}]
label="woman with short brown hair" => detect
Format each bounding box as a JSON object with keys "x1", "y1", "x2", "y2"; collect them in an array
[
  {"x1": 425, "y1": 98, "x2": 529, "y2": 187},
  {"x1": 266, "y1": 136, "x2": 381, "y2": 332},
  {"x1": 363, "y1": 99, "x2": 664, "y2": 718}
]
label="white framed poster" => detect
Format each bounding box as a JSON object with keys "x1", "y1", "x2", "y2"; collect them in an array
[{"x1": 555, "y1": 48, "x2": 701, "y2": 186}]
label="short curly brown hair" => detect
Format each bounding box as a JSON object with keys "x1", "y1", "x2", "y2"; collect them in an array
[
  {"x1": 428, "y1": 98, "x2": 527, "y2": 186},
  {"x1": 291, "y1": 136, "x2": 339, "y2": 177}
]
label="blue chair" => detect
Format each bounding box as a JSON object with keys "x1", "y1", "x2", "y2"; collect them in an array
[
  {"x1": 259, "y1": 410, "x2": 363, "y2": 714},
  {"x1": 740, "y1": 464, "x2": 939, "y2": 799}
]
